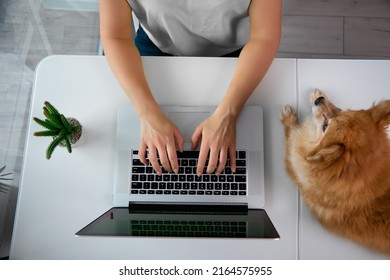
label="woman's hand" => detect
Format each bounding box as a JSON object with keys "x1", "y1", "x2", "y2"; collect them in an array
[
  {"x1": 139, "y1": 109, "x2": 184, "y2": 175},
  {"x1": 191, "y1": 110, "x2": 237, "y2": 176}
]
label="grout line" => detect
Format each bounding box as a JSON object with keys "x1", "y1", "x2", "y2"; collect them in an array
[{"x1": 295, "y1": 59, "x2": 301, "y2": 260}]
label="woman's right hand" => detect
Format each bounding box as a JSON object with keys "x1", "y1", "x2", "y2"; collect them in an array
[{"x1": 138, "y1": 109, "x2": 184, "y2": 175}]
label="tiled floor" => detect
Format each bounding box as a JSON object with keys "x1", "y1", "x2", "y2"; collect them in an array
[
  {"x1": 0, "y1": 0, "x2": 389, "y2": 258},
  {"x1": 279, "y1": 0, "x2": 390, "y2": 58}
]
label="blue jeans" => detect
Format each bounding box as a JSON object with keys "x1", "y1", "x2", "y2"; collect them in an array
[
  {"x1": 134, "y1": 25, "x2": 242, "y2": 57},
  {"x1": 135, "y1": 25, "x2": 172, "y2": 56}
]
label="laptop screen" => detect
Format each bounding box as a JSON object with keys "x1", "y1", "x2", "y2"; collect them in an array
[{"x1": 76, "y1": 207, "x2": 279, "y2": 239}]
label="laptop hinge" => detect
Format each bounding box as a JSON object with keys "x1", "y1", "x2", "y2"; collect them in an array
[{"x1": 128, "y1": 202, "x2": 248, "y2": 213}]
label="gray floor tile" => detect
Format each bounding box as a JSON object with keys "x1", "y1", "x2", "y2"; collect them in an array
[
  {"x1": 285, "y1": 0, "x2": 390, "y2": 17},
  {"x1": 345, "y1": 17, "x2": 390, "y2": 57},
  {"x1": 280, "y1": 15, "x2": 344, "y2": 55}
]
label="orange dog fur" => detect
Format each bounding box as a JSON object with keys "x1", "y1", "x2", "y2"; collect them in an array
[{"x1": 280, "y1": 89, "x2": 390, "y2": 253}]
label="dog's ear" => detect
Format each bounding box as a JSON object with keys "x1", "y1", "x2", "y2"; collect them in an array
[
  {"x1": 370, "y1": 100, "x2": 390, "y2": 129},
  {"x1": 306, "y1": 144, "x2": 345, "y2": 164}
]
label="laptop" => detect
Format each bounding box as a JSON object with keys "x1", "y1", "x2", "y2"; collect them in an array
[{"x1": 76, "y1": 105, "x2": 279, "y2": 239}]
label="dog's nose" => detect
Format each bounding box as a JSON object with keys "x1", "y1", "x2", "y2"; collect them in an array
[{"x1": 314, "y1": 96, "x2": 325, "y2": 106}]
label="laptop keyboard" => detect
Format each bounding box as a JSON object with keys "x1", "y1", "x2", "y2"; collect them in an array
[
  {"x1": 130, "y1": 220, "x2": 247, "y2": 237},
  {"x1": 130, "y1": 150, "x2": 247, "y2": 196}
]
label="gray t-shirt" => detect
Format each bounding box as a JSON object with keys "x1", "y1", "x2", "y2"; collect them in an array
[{"x1": 127, "y1": 0, "x2": 251, "y2": 56}]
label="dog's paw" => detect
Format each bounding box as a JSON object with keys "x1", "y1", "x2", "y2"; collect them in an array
[
  {"x1": 310, "y1": 88, "x2": 328, "y2": 106},
  {"x1": 280, "y1": 105, "x2": 299, "y2": 126}
]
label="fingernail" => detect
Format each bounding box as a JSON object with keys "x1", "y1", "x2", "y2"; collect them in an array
[{"x1": 174, "y1": 168, "x2": 178, "y2": 174}]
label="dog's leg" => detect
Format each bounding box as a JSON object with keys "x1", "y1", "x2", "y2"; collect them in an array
[{"x1": 280, "y1": 105, "x2": 299, "y2": 139}]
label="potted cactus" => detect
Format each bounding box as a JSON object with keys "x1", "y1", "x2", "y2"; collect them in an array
[{"x1": 33, "y1": 101, "x2": 83, "y2": 159}]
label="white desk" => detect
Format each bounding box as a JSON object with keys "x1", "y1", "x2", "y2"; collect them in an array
[
  {"x1": 10, "y1": 56, "x2": 298, "y2": 259},
  {"x1": 10, "y1": 56, "x2": 390, "y2": 260}
]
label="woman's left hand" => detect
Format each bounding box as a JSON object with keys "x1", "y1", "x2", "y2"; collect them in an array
[{"x1": 191, "y1": 110, "x2": 237, "y2": 176}]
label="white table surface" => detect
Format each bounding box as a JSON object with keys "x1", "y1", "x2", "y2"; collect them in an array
[
  {"x1": 9, "y1": 56, "x2": 390, "y2": 260},
  {"x1": 10, "y1": 56, "x2": 298, "y2": 259}
]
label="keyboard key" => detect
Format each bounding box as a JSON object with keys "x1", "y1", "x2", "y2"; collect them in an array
[
  {"x1": 179, "y1": 174, "x2": 186, "y2": 181},
  {"x1": 131, "y1": 182, "x2": 142, "y2": 189},
  {"x1": 132, "y1": 166, "x2": 145, "y2": 173},
  {"x1": 132, "y1": 159, "x2": 144, "y2": 166},
  {"x1": 235, "y1": 175, "x2": 246, "y2": 182},
  {"x1": 146, "y1": 167, "x2": 154, "y2": 173},
  {"x1": 235, "y1": 168, "x2": 246, "y2": 174},
  {"x1": 238, "y1": 151, "x2": 246, "y2": 159}
]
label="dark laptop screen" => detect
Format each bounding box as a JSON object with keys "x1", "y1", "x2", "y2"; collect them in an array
[{"x1": 76, "y1": 207, "x2": 279, "y2": 239}]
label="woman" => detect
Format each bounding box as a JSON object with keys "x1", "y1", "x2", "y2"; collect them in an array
[{"x1": 99, "y1": 0, "x2": 282, "y2": 176}]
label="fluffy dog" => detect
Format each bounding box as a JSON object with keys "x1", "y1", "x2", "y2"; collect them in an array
[{"x1": 280, "y1": 89, "x2": 390, "y2": 253}]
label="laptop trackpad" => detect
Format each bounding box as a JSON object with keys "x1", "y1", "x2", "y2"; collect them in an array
[{"x1": 168, "y1": 111, "x2": 212, "y2": 145}]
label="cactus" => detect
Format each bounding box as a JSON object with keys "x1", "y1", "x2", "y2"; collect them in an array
[
  {"x1": 33, "y1": 101, "x2": 82, "y2": 159},
  {"x1": 0, "y1": 166, "x2": 12, "y2": 194}
]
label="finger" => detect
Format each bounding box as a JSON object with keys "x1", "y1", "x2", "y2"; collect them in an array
[
  {"x1": 157, "y1": 146, "x2": 172, "y2": 173},
  {"x1": 215, "y1": 147, "x2": 228, "y2": 175},
  {"x1": 207, "y1": 148, "x2": 219, "y2": 174},
  {"x1": 174, "y1": 128, "x2": 184, "y2": 152},
  {"x1": 197, "y1": 144, "x2": 209, "y2": 176},
  {"x1": 191, "y1": 125, "x2": 202, "y2": 150},
  {"x1": 148, "y1": 147, "x2": 162, "y2": 175},
  {"x1": 166, "y1": 141, "x2": 179, "y2": 174},
  {"x1": 229, "y1": 145, "x2": 237, "y2": 173},
  {"x1": 138, "y1": 142, "x2": 148, "y2": 166}
]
